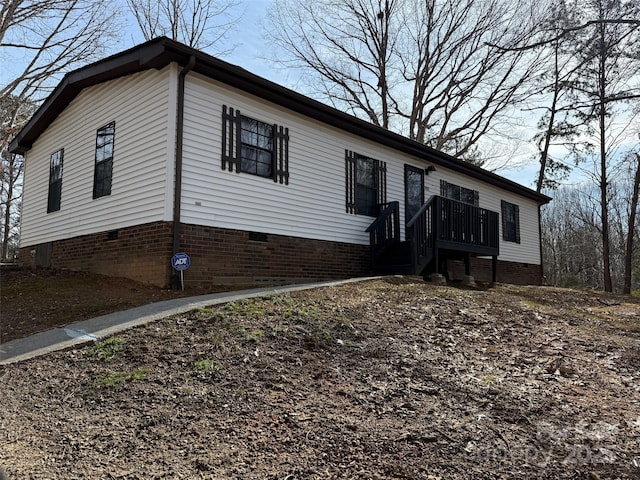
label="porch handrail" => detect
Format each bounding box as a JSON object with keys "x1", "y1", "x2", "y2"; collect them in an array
[
  {"x1": 365, "y1": 201, "x2": 400, "y2": 234},
  {"x1": 405, "y1": 196, "x2": 437, "y2": 274},
  {"x1": 406, "y1": 195, "x2": 500, "y2": 274},
  {"x1": 437, "y1": 196, "x2": 499, "y2": 250},
  {"x1": 406, "y1": 195, "x2": 437, "y2": 228},
  {"x1": 365, "y1": 201, "x2": 400, "y2": 270}
]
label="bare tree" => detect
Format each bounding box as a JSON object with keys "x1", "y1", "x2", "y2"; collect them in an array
[
  {"x1": 0, "y1": 153, "x2": 22, "y2": 260},
  {"x1": 1, "y1": 94, "x2": 36, "y2": 260},
  {"x1": 530, "y1": 0, "x2": 584, "y2": 192},
  {"x1": 1, "y1": 0, "x2": 121, "y2": 260},
  {"x1": 541, "y1": 186, "x2": 603, "y2": 288},
  {"x1": 127, "y1": 0, "x2": 240, "y2": 52},
  {"x1": 399, "y1": 0, "x2": 544, "y2": 160},
  {"x1": 569, "y1": 0, "x2": 640, "y2": 292},
  {"x1": 514, "y1": 0, "x2": 640, "y2": 291},
  {"x1": 542, "y1": 146, "x2": 640, "y2": 294},
  {"x1": 267, "y1": 0, "x2": 400, "y2": 129},
  {"x1": 1, "y1": 0, "x2": 120, "y2": 101},
  {"x1": 266, "y1": 0, "x2": 546, "y2": 162},
  {"x1": 621, "y1": 150, "x2": 640, "y2": 294}
]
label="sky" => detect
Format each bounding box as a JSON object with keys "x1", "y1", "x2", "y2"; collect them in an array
[
  {"x1": 215, "y1": 5, "x2": 636, "y2": 192},
  {"x1": 154, "y1": 0, "x2": 547, "y2": 189},
  {"x1": 2, "y1": 0, "x2": 593, "y2": 191},
  {"x1": 204, "y1": 1, "x2": 545, "y2": 189}
]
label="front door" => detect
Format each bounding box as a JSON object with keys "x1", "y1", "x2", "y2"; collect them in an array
[{"x1": 404, "y1": 165, "x2": 425, "y2": 238}]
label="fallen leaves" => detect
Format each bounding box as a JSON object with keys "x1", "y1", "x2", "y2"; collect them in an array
[{"x1": 1, "y1": 280, "x2": 639, "y2": 479}]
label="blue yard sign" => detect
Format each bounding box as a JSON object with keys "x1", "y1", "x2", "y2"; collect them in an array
[
  {"x1": 171, "y1": 252, "x2": 191, "y2": 271},
  {"x1": 171, "y1": 252, "x2": 190, "y2": 291}
]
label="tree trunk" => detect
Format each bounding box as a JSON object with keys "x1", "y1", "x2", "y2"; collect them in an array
[
  {"x1": 597, "y1": 20, "x2": 613, "y2": 292},
  {"x1": 378, "y1": 0, "x2": 391, "y2": 130},
  {"x1": 623, "y1": 153, "x2": 640, "y2": 294},
  {"x1": 1, "y1": 158, "x2": 13, "y2": 261},
  {"x1": 536, "y1": 40, "x2": 560, "y2": 193}
]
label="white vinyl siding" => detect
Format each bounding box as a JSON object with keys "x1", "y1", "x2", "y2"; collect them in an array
[
  {"x1": 181, "y1": 73, "x2": 541, "y2": 265},
  {"x1": 20, "y1": 63, "x2": 541, "y2": 267},
  {"x1": 182, "y1": 73, "x2": 392, "y2": 246},
  {"x1": 19, "y1": 67, "x2": 175, "y2": 247}
]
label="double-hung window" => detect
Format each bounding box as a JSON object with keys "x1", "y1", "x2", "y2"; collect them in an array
[
  {"x1": 501, "y1": 200, "x2": 521, "y2": 243},
  {"x1": 93, "y1": 121, "x2": 115, "y2": 198},
  {"x1": 221, "y1": 106, "x2": 289, "y2": 184},
  {"x1": 345, "y1": 151, "x2": 387, "y2": 217},
  {"x1": 47, "y1": 149, "x2": 64, "y2": 213},
  {"x1": 240, "y1": 116, "x2": 274, "y2": 178},
  {"x1": 440, "y1": 180, "x2": 479, "y2": 206}
]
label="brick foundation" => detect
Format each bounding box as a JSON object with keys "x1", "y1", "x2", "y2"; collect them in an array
[
  {"x1": 446, "y1": 257, "x2": 542, "y2": 285},
  {"x1": 17, "y1": 222, "x2": 542, "y2": 288},
  {"x1": 178, "y1": 223, "x2": 370, "y2": 287},
  {"x1": 18, "y1": 221, "x2": 174, "y2": 287},
  {"x1": 18, "y1": 222, "x2": 370, "y2": 288}
]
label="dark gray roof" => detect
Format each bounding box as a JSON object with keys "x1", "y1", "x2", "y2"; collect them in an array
[{"x1": 9, "y1": 37, "x2": 550, "y2": 204}]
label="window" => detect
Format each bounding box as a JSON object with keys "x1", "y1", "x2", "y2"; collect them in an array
[
  {"x1": 47, "y1": 149, "x2": 64, "y2": 213},
  {"x1": 356, "y1": 156, "x2": 377, "y2": 216},
  {"x1": 404, "y1": 165, "x2": 425, "y2": 224},
  {"x1": 440, "y1": 180, "x2": 478, "y2": 206},
  {"x1": 501, "y1": 200, "x2": 520, "y2": 243},
  {"x1": 221, "y1": 106, "x2": 289, "y2": 184},
  {"x1": 240, "y1": 116, "x2": 273, "y2": 177},
  {"x1": 345, "y1": 151, "x2": 387, "y2": 217},
  {"x1": 93, "y1": 121, "x2": 115, "y2": 198}
]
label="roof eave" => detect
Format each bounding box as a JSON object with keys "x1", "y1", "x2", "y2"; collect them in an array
[
  {"x1": 8, "y1": 37, "x2": 551, "y2": 205},
  {"x1": 8, "y1": 38, "x2": 173, "y2": 154},
  {"x1": 162, "y1": 43, "x2": 551, "y2": 204}
]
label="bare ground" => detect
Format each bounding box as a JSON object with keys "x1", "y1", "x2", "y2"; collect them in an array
[
  {"x1": 1, "y1": 277, "x2": 640, "y2": 479},
  {"x1": 0, "y1": 268, "x2": 224, "y2": 344}
]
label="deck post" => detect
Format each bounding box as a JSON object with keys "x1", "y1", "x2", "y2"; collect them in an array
[
  {"x1": 433, "y1": 248, "x2": 439, "y2": 274},
  {"x1": 462, "y1": 252, "x2": 477, "y2": 287}
]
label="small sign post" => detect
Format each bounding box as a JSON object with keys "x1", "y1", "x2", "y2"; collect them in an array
[{"x1": 171, "y1": 252, "x2": 191, "y2": 291}]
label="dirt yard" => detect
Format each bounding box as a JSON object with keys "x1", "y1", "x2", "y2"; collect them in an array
[
  {"x1": 1, "y1": 277, "x2": 639, "y2": 479},
  {"x1": 0, "y1": 268, "x2": 220, "y2": 343}
]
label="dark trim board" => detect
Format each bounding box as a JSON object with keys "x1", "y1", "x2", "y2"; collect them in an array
[{"x1": 10, "y1": 37, "x2": 550, "y2": 206}]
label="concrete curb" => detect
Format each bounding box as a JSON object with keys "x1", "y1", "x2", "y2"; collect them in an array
[{"x1": 0, "y1": 277, "x2": 382, "y2": 365}]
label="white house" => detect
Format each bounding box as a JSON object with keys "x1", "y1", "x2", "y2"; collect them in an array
[{"x1": 9, "y1": 37, "x2": 550, "y2": 288}]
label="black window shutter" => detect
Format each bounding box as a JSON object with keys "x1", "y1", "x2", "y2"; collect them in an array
[
  {"x1": 375, "y1": 160, "x2": 387, "y2": 205},
  {"x1": 221, "y1": 105, "x2": 241, "y2": 172},
  {"x1": 48, "y1": 180, "x2": 62, "y2": 213},
  {"x1": 501, "y1": 201, "x2": 508, "y2": 240},
  {"x1": 514, "y1": 204, "x2": 521, "y2": 243},
  {"x1": 440, "y1": 179, "x2": 447, "y2": 197},
  {"x1": 345, "y1": 150, "x2": 356, "y2": 213},
  {"x1": 273, "y1": 125, "x2": 289, "y2": 184},
  {"x1": 473, "y1": 190, "x2": 479, "y2": 207}
]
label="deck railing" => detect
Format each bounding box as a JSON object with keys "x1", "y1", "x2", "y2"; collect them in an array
[
  {"x1": 437, "y1": 196, "x2": 499, "y2": 252},
  {"x1": 406, "y1": 196, "x2": 499, "y2": 274},
  {"x1": 365, "y1": 201, "x2": 400, "y2": 269},
  {"x1": 406, "y1": 196, "x2": 436, "y2": 274}
]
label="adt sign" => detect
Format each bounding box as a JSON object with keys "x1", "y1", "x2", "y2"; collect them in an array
[{"x1": 171, "y1": 252, "x2": 191, "y2": 271}]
